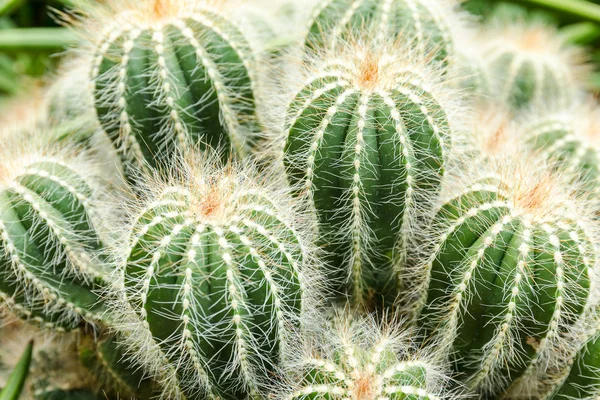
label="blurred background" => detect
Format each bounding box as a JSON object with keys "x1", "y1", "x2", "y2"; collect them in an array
[{"x1": 1, "y1": 0, "x2": 600, "y2": 103}]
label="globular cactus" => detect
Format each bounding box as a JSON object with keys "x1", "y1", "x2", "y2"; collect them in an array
[
  {"x1": 407, "y1": 143, "x2": 599, "y2": 396},
  {"x1": 282, "y1": 37, "x2": 458, "y2": 307},
  {"x1": 520, "y1": 101, "x2": 600, "y2": 197},
  {"x1": 113, "y1": 152, "x2": 316, "y2": 400},
  {"x1": 279, "y1": 310, "x2": 456, "y2": 400},
  {"x1": 86, "y1": 0, "x2": 262, "y2": 172},
  {"x1": 477, "y1": 19, "x2": 587, "y2": 109},
  {"x1": 0, "y1": 128, "x2": 119, "y2": 333},
  {"x1": 304, "y1": 0, "x2": 464, "y2": 65}
]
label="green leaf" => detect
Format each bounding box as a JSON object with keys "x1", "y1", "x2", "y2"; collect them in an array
[{"x1": 0, "y1": 341, "x2": 33, "y2": 400}]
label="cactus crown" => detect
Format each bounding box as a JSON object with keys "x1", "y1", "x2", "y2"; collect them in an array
[
  {"x1": 112, "y1": 151, "x2": 317, "y2": 400},
  {"x1": 280, "y1": 310, "x2": 456, "y2": 400}
]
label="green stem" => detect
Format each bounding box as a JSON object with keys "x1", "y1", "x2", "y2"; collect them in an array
[
  {"x1": 513, "y1": 0, "x2": 600, "y2": 23},
  {"x1": 0, "y1": 341, "x2": 33, "y2": 400},
  {"x1": 0, "y1": 28, "x2": 78, "y2": 51},
  {"x1": 0, "y1": 0, "x2": 24, "y2": 16},
  {"x1": 561, "y1": 22, "x2": 600, "y2": 44}
]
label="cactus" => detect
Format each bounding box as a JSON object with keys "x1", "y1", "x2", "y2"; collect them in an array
[
  {"x1": 0, "y1": 126, "x2": 120, "y2": 332},
  {"x1": 304, "y1": 0, "x2": 463, "y2": 65},
  {"x1": 407, "y1": 146, "x2": 599, "y2": 396},
  {"x1": 520, "y1": 101, "x2": 600, "y2": 197},
  {"x1": 86, "y1": 0, "x2": 262, "y2": 172},
  {"x1": 282, "y1": 37, "x2": 456, "y2": 307},
  {"x1": 478, "y1": 19, "x2": 587, "y2": 109},
  {"x1": 279, "y1": 310, "x2": 456, "y2": 400},
  {"x1": 113, "y1": 152, "x2": 315, "y2": 400}
]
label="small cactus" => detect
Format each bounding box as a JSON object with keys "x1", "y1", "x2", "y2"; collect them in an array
[
  {"x1": 408, "y1": 147, "x2": 599, "y2": 396},
  {"x1": 520, "y1": 101, "x2": 600, "y2": 197},
  {"x1": 86, "y1": 0, "x2": 262, "y2": 171},
  {"x1": 477, "y1": 19, "x2": 587, "y2": 109},
  {"x1": 0, "y1": 128, "x2": 118, "y2": 332},
  {"x1": 113, "y1": 151, "x2": 315, "y2": 400},
  {"x1": 282, "y1": 37, "x2": 457, "y2": 307},
  {"x1": 279, "y1": 310, "x2": 456, "y2": 400},
  {"x1": 304, "y1": 0, "x2": 463, "y2": 65}
]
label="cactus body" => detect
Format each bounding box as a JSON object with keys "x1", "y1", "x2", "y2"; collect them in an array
[
  {"x1": 305, "y1": 0, "x2": 460, "y2": 65},
  {"x1": 281, "y1": 311, "x2": 453, "y2": 400},
  {"x1": 412, "y1": 155, "x2": 599, "y2": 396},
  {"x1": 89, "y1": 0, "x2": 261, "y2": 171},
  {"x1": 118, "y1": 154, "x2": 311, "y2": 400},
  {"x1": 283, "y1": 41, "x2": 453, "y2": 307},
  {"x1": 479, "y1": 21, "x2": 586, "y2": 109},
  {"x1": 0, "y1": 131, "x2": 114, "y2": 332},
  {"x1": 521, "y1": 104, "x2": 600, "y2": 197}
]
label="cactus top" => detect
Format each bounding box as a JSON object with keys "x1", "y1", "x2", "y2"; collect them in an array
[
  {"x1": 86, "y1": 0, "x2": 262, "y2": 169},
  {"x1": 0, "y1": 129, "x2": 117, "y2": 331},
  {"x1": 283, "y1": 38, "x2": 458, "y2": 307},
  {"x1": 304, "y1": 0, "x2": 463, "y2": 65},
  {"x1": 478, "y1": 20, "x2": 587, "y2": 108},
  {"x1": 281, "y1": 311, "x2": 454, "y2": 400},
  {"x1": 115, "y1": 152, "x2": 317, "y2": 400}
]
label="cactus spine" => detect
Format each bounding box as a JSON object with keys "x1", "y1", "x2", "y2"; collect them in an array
[
  {"x1": 115, "y1": 152, "x2": 313, "y2": 399},
  {"x1": 283, "y1": 39, "x2": 455, "y2": 307},
  {"x1": 520, "y1": 103, "x2": 600, "y2": 197},
  {"x1": 0, "y1": 128, "x2": 117, "y2": 332},
  {"x1": 304, "y1": 0, "x2": 461, "y2": 65},
  {"x1": 478, "y1": 20, "x2": 586, "y2": 109},
  {"x1": 409, "y1": 150, "x2": 599, "y2": 396},
  {"x1": 280, "y1": 310, "x2": 454, "y2": 400},
  {"x1": 88, "y1": 0, "x2": 261, "y2": 171}
]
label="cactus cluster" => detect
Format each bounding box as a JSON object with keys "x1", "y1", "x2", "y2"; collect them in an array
[{"x1": 4, "y1": 0, "x2": 600, "y2": 399}]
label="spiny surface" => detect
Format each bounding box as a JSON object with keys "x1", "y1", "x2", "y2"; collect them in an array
[
  {"x1": 283, "y1": 39, "x2": 454, "y2": 307},
  {"x1": 119, "y1": 153, "x2": 311, "y2": 400}
]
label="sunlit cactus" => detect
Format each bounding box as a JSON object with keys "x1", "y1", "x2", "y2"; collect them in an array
[
  {"x1": 519, "y1": 101, "x2": 600, "y2": 197},
  {"x1": 282, "y1": 36, "x2": 458, "y2": 307},
  {"x1": 477, "y1": 19, "x2": 588, "y2": 109},
  {"x1": 0, "y1": 128, "x2": 119, "y2": 333},
  {"x1": 406, "y1": 130, "x2": 600, "y2": 396},
  {"x1": 84, "y1": 0, "x2": 263, "y2": 172},
  {"x1": 304, "y1": 0, "x2": 464, "y2": 65},
  {"x1": 278, "y1": 309, "x2": 457, "y2": 400},
  {"x1": 111, "y1": 151, "x2": 316, "y2": 400}
]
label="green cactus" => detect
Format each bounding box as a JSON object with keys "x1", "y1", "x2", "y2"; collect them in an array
[
  {"x1": 304, "y1": 0, "x2": 462, "y2": 65},
  {"x1": 409, "y1": 152, "x2": 599, "y2": 397},
  {"x1": 88, "y1": 0, "x2": 262, "y2": 172},
  {"x1": 520, "y1": 102, "x2": 600, "y2": 197},
  {"x1": 283, "y1": 38, "x2": 455, "y2": 307},
  {"x1": 115, "y1": 152, "x2": 313, "y2": 400},
  {"x1": 478, "y1": 19, "x2": 587, "y2": 109},
  {"x1": 0, "y1": 129, "x2": 117, "y2": 332},
  {"x1": 280, "y1": 310, "x2": 455, "y2": 400}
]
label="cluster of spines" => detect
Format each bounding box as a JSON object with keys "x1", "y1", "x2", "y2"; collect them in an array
[
  {"x1": 283, "y1": 37, "x2": 455, "y2": 307},
  {"x1": 0, "y1": 131, "x2": 115, "y2": 333},
  {"x1": 88, "y1": 0, "x2": 262, "y2": 173},
  {"x1": 280, "y1": 310, "x2": 454, "y2": 400},
  {"x1": 111, "y1": 154, "x2": 314, "y2": 400}
]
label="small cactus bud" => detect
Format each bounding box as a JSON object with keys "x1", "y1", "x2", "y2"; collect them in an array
[
  {"x1": 112, "y1": 151, "x2": 316, "y2": 399},
  {"x1": 282, "y1": 36, "x2": 459, "y2": 307},
  {"x1": 83, "y1": 0, "x2": 262, "y2": 172},
  {"x1": 278, "y1": 309, "x2": 457, "y2": 400},
  {"x1": 477, "y1": 19, "x2": 588, "y2": 109}
]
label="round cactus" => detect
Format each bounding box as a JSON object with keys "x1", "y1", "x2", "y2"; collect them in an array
[
  {"x1": 409, "y1": 149, "x2": 599, "y2": 396},
  {"x1": 86, "y1": 0, "x2": 262, "y2": 171},
  {"x1": 282, "y1": 38, "x2": 457, "y2": 307},
  {"x1": 279, "y1": 310, "x2": 456, "y2": 400},
  {"x1": 0, "y1": 128, "x2": 119, "y2": 333},
  {"x1": 304, "y1": 0, "x2": 463, "y2": 65},
  {"x1": 520, "y1": 101, "x2": 600, "y2": 197},
  {"x1": 478, "y1": 19, "x2": 587, "y2": 109},
  {"x1": 114, "y1": 152, "x2": 315, "y2": 400}
]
